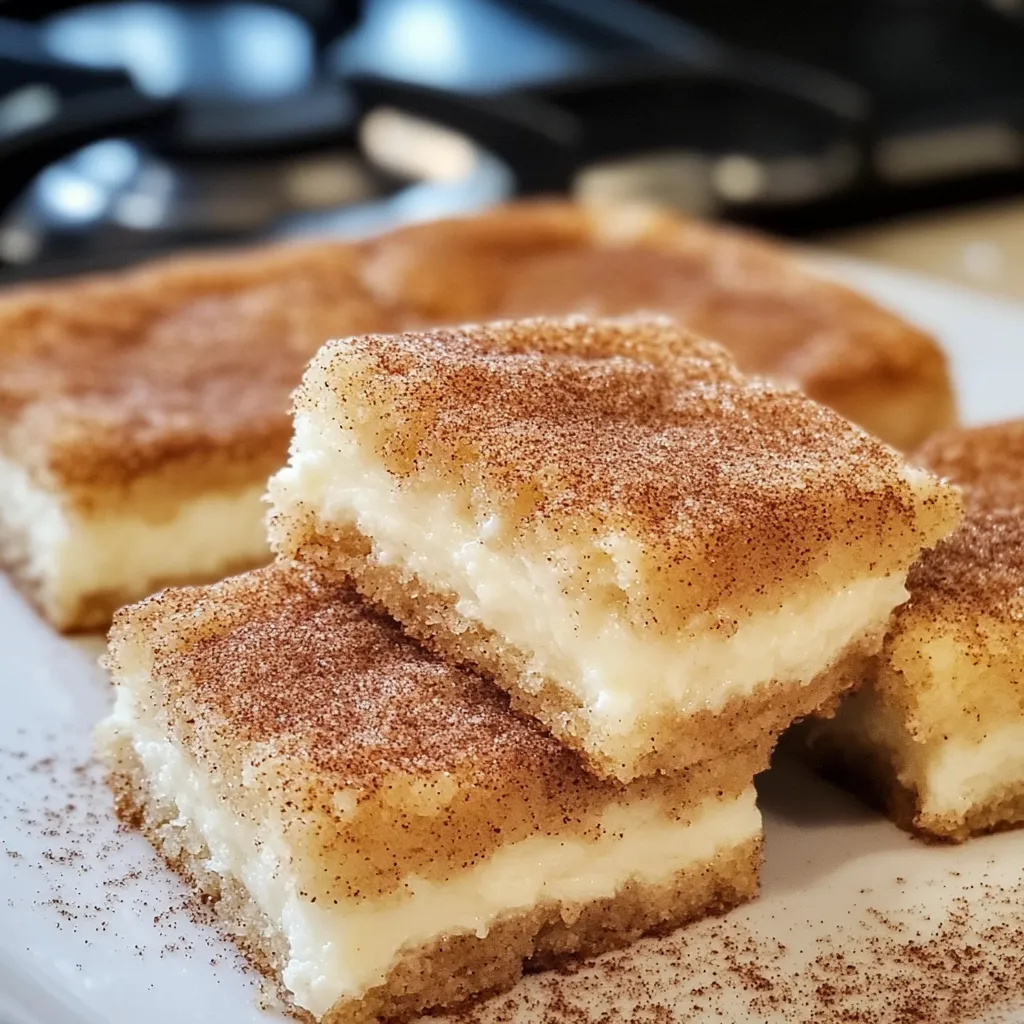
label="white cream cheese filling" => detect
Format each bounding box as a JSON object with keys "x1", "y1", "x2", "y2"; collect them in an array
[
  {"x1": 918, "y1": 724, "x2": 1024, "y2": 816},
  {"x1": 105, "y1": 685, "x2": 760, "y2": 1018},
  {"x1": 0, "y1": 456, "x2": 268, "y2": 615},
  {"x1": 270, "y1": 414, "x2": 908, "y2": 735}
]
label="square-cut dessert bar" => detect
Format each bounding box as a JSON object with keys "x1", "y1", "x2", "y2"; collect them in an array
[
  {"x1": 267, "y1": 316, "x2": 961, "y2": 782},
  {"x1": 98, "y1": 561, "x2": 768, "y2": 1023},
  {"x1": 0, "y1": 240, "x2": 395, "y2": 630},
  {"x1": 359, "y1": 200, "x2": 957, "y2": 450},
  {"x1": 1, "y1": 201, "x2": 955, "y2": 633},
  {"x1": 802, "y1": 420, "x2": 1024, "y2": 842}
]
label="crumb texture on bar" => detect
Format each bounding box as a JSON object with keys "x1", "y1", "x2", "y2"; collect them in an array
[
  {"x1": 102, "y1": 561, "x2": 766, "y2": 1018},
  {"x1": 899, "y1": 421, "x2": 1024, "y2": 623},
  {"x1": 108, "y1": 561, "x2": 764, "y2": 893},
  {"x1": 880, "y1": 420, "x2": 1024, "y2": 738},
  {"x1": 268, "y1": 316, "x2": 958, "y2": 780},
  {"x1": 286, "y1": 536, "x2": 884, "y2": 780},
  {"x1": 0, "y1": 241, "x2": 395, "y2": 497},
  {"x1": 800, "y1": 707, "x2": 1024, "y2": 843}
]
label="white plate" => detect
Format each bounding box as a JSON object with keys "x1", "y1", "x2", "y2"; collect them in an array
[{"x1": 1, "y1": 260, "x2": 1023, "y2": 1024}]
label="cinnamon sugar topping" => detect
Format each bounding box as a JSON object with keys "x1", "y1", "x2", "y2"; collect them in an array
[
  {"x1": 135, "y1": 561, "x2": 595, "y2": 793},
  {"x1": 359, "y1": 201, "x2": 956, "y2": 449},
  {"x1": 109, "y1": 561, "x2": 757, "y2": 808},
  {"x1": 301, "y1": 316, "x2": 959, "y2": 619},
  {"x1": 904, "y1": 420, "x2": 1024, "y2": 615},
  {"x1": 0, "y1": 200, "x2": 953, "y2": 504},
  {"x1": 0, "y1": 241, "x2": 395, "y2": 492},
  {"x1": 917, "y1": 419, "x2": 1024, "y2": 514},
  {"x1": 107, "y1": 562, "x2": 764, "y2": 895}
]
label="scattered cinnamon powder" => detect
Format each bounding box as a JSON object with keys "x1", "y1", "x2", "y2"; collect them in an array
[
  {"x1": 4, "y1": 663, "x2": 1024, "y2": 1022},
  {"x1": 0, "y1": 741, "x2": 222, "y2": 958},
  {"x1": 5, "y1": 724, "x2": 1024, "y2": 1022},
  {"x1": 452, "y1": 869, "x2": 1024, "y2": 1024}
]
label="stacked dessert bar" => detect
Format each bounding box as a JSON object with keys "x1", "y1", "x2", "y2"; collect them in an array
[
  {"x1": 0, "y1": 201, "x2": 956, "y2": 631},
  {"x1": 101, "y1": 561, "x2": 767, "y2": 1023},
  {"x1": 100, "y1": 315, "x2": 960, "y2": 1022}
]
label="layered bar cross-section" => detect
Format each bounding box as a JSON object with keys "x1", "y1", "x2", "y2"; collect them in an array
[
  {"x1": 268, "y1": 317, "x2": 961, "y2": 781},
  {"x1": 0, "y1": 242, "x2": 394, "y2": 629},
  {"x1": 98, "y1": 562, "x2": 766, "y2": 1023}
]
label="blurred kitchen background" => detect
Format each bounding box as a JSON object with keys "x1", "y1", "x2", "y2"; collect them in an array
[{"x1": 1, "y1": 0, "x2": 1023, "y2": 296}]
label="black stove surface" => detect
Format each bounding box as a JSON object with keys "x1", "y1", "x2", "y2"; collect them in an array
[{"x1": 1, "y1": 0, "x2": 1023, "y2": 281}]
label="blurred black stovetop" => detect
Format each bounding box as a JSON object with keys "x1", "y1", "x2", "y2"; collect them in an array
[{"x1": 2, "y1": 0, "x2": 1024, "y2": 280}]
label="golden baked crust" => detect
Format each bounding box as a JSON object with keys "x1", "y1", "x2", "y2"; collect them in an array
[
  {"x1": 269, "y1": 316, "x2": 958, "y2": 780},
  {"x1": 0, "y1": 201, "x2": 955, "y2": 507},
  {"x1": 107, "y1": 560, "x2": 769, "y2": 897},
  {"x1": 357, "y1": 199, "x2": 591, "y2": 322},
  {"x1": 279, "y1": 316, "x2": 960, "y2": 625},
  {"x1": 915, "y1": 419, "x2": 1024, "y2": 513},
  {"x1": 897, "y1": 511, "x2": 1024, "y2": 634},
  {"x1": 0, "y1": 239, "x2": 399, "y2": 505},
  {"x1": 0, "y1": 200, "x2": 954, "y2": 632},
  {"x1": 358, "y1": 201, "x2": 957, "y2": 449},
  {"x1": 0, "y1": 239, "x2": 402, "y2": 630},
  {"x1": 105, "y1": 730, "x2": 761, "y2": 1024}
]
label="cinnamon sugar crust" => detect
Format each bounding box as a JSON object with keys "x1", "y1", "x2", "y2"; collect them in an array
[
  {"x1": 359, "y1": 201, "x2": 957, "y2": 449},
  {"x1": 0, "y1": 200, "x2": 952, "y2": 633},
  {"x1": 0, "y1": 239, "x2": 398, "y2": 504},
  {"x1": 897, "y1": 511, "x2": 1024, "y2": 629},
  {"x1": 907, "y1": 420, "x2": 1024, "y2": 611},
  {"x1": 915, "y1": 419, "x2": 1024, "y2": 508},
  {"x1": 106, "y1": 561, "x2": 770, "y2": 898},
  {"x1": 104, "y1": 731, "x2": 761, "y2": 1024},
  {"x1": 268, "y1": 317, "x2": 958, "y2": 780},
  {"x1": 0, "y1": 200, "x2": 954, "y2": 503},
  {"x1": 357, "y1": 199, "x2": 591, "y2": 322},
  {"x1": 276, "y1": 316, "x2": 960, "y2": 625},
  {"x1": 0, "y1": 240, "x2": 403, "y2": 630}
]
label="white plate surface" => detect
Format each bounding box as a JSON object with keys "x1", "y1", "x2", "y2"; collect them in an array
[{"x1": 1, "y1": 259, "x2": 1023, "y2": 1024}]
